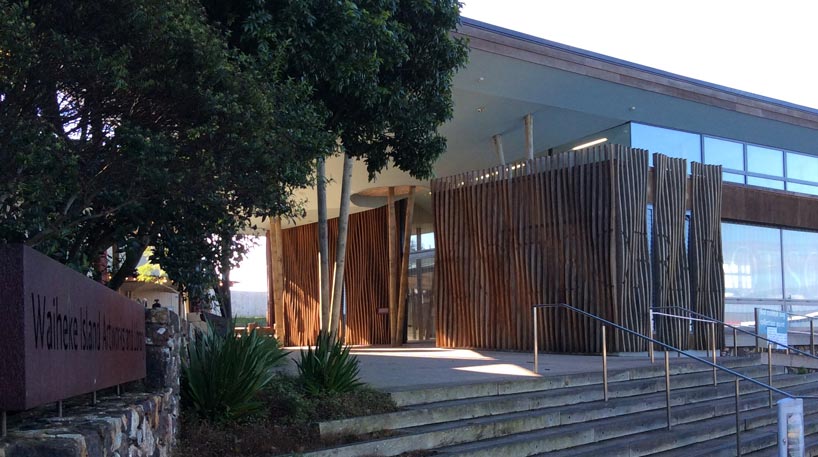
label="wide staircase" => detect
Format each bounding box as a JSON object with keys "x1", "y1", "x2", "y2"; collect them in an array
[{"x1": 303, "y1": 355, "x2": 818, "y2": 456}]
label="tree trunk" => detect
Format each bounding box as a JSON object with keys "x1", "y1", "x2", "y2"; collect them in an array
[
  {"x1": 216, "y1": 232, "x2": 233, "y2": 326},
  {"x1": 396, "y1": 186, "x2": 416, "y2": 346},
  {"x1": 107, "y1": 239, "x2": 148, "y2": 290},
  {"x1": 317, "y1": 157, "x2": 331, "y2": 332},
  {"x1": 329, "y1": 153, "x2": 354, "y2": 338}
]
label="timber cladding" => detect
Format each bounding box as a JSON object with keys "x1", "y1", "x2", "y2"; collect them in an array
[
  {"x1": 431, "y1": 145, "x2": 724, "y2": 353},
  {"x1": 279, "y1": 206, "x2": 394, "y2": 346}
]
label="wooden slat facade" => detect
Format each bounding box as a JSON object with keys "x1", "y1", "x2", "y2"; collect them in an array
[
  {"x1": 652, "y1": 154, "x2": 692, "y2": 349},
  {"x1": 432, "y1": 145, "x2": 723, "y2": 353},
  {"x1": 689, "y1": 162, "x2": 725, "y2": 349},
  {"x1": 278, "y1": 206, "x2": 394, "y2": 346}
]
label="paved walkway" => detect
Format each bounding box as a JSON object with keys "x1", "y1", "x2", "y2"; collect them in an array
[{"x1": 284, "y1": 341, "x2": 683, "y2": 391}]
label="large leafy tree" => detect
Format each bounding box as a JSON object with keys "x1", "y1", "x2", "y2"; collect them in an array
[
  {"x1": 205, "y1": 0, "x2": 469, "y2": 336},
  {"x1": 0, "y1": 0, "x2": 331, "y2": 318}
]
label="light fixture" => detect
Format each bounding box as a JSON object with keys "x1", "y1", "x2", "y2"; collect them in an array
[
  {"x1": 571, "y1": 138, "x2": 608, "y2": 151},
  {"x1": 476, "y1": 106, "x2": 486, "y2": 113}
]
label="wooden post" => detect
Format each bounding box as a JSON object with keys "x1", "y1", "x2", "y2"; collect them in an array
[
  {"x1": 492, "y1": 134, "x2": 506, "y2": 165},
  {"x1": 317, "y1": 157, "x2": 331, "y2": 331},
  {"x1": 269, "y1": 217, "x2": 285, "y2": 342},
  {"x1": 265, "y1": 230, "x2": 274, "y2": 328},
  {"x1": 330, "y1": 153, "x2": 355, "y2": 338},
  {"x1": 396, "y1": 187, "x2": 416, "y2": 346},
  {"x1": 415, "y1": 227, "x2": 424, "y2": 340},
  {"x1": 524, "y1": 113, "x2": 534, "y2": 160},
  {"x1": 387, "y1": 187, "x2": 398, "y2": 345}
]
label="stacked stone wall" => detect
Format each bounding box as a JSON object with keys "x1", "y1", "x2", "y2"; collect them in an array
[{"x1": 0, "y1": 308, "x2": 182, "y2": 457}]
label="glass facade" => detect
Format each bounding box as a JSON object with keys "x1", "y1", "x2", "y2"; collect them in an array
[
  {"x1": 632, "y1": 123, "x2": 700, "y2": 172},
  {"x1": 722, "y1": 222, "x2": 818, "y2": 325},
  {"x1": 630, "y1": 123, "x2": 818, "y2": 325},
  {"x1": 631, "y1": 122, "x2": 818, "y2": 195}
]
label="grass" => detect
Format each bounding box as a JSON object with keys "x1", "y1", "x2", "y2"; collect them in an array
[
  {"x1": 175, "y1": 373, "x2": 398, "y2": 456},
  {"x1": 234, "y1": 316, "x2": 267, "y2": 327}
]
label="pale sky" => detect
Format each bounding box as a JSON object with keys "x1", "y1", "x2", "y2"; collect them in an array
[
  {"x1": 232, "y1": 1, "x2": 818, "y2": 292},
  {"x1": 461, "y1": 0, "x2": 818, "y2": 110}
]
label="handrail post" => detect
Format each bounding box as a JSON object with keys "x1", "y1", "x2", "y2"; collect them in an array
[
  {"x1": 602, "y1": 325, "x2": 608, "y2": 402},
  {"x1": 768, "y1": 343, "x2": 773, "y2": 408},
  {"x1": 811, "y1": 319, "x2": 815, "y2": 356},
  {"x1": 533, "y1": 306, "x2": 538, "y2": 373},
  {"x1": 649, "y1": 309, "x2": 655, "y2": 363},
  {"x1": 733, "y1": 327, "x2": 738, "y2": 357},
  {"x1": 711, "y1": 322, "x2": 717, "y2": 387},
  {"x1": 735, "y1": 378, "x2": 742, "y2": 456},
  {"x1": 665, "y1": 350, "x2": 672, "y2": 430},
  {"x1": 754, "y1": 308, "x2": 760, "y2": 352}
]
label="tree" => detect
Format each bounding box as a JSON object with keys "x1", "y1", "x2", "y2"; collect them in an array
[
  {"x1": 204, "y1": 0, "x2": 469, "y2": 339},
  {"x1": 0, "y1": 0, "x2": 332, "y2": 321}
]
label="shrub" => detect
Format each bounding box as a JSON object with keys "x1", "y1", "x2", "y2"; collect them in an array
[
  {"x1": 182, "y1": 324, "x2": 288, "y2": 422},
  {"x1": 296, "y1": 331, "x2": 363, "y2": 396}
]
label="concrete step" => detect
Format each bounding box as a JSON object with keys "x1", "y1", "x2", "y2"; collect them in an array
[
  {"x1": 661, "y1": 400, "x2": 818, "y2": 456},
  {"x1": 318, "y1": 358, "x2": 776, "y2": 438},
  {"x1": 431, "y1": 374, "x2": 818, "y2": 457},
  {"x1": 305, "y1": 370, "x2": 817, "y2": 456},
  {"x1": 534, "y1": 381, "x2": 818, "y2": 457},
  {"x1": 387, "y1": 355, "x2": 762, "y2": 407}
]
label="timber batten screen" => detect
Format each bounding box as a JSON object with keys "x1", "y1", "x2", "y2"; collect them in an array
[
  {"x1": 431, "y1": 145, "x2": 724, "y2": 353},
  {"x1": 279, "y1": 206, "x2": 393, "y2": 346}
]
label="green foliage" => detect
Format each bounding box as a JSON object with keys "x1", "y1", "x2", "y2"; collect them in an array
[
  {"x1": 0, "y1": 0, "x2": 332, "y2": 292},
  {"x1": 182, "y1": 325, "x2": 288, "y2": 422},
  {"x1": 204, "y1": 0, "x2": 469, "y2": 179},
  {"x1": 296, "y1": 331, "x2": 363, "y2": 396}
]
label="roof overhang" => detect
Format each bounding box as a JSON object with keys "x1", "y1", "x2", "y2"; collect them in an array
[{"x1": 255, "y1": 17, "x2": 818, "y2": 232}]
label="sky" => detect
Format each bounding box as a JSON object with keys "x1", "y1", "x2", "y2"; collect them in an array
[
  {"x1": 231, "y1": 1, "x2": 818, "y2": 292},
  {"x1": 460, "y1": 0, "x2": 818, "y2": 110}
]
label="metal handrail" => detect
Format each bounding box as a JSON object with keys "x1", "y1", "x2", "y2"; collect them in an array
[
  {"x1": 532, "y1": 303, "x2": 818, "y2": 455},
  {"x1": 652, "y1": 306, "x2": 817, "y2": 358},
  {"x1": 533, "y1": 303, "x2": 804, "y2": 398},
  {"x1": 778, "y1": 309, "x2": 818, "y2": 322}
]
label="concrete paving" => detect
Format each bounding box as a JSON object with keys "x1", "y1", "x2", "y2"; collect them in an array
[{"x1": 284, "y1": 341, "x2": 694, "y2": 391}]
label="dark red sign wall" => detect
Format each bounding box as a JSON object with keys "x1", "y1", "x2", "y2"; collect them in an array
[{"x1": 0, "y1": 245, "x2": 146, "y2": 410}]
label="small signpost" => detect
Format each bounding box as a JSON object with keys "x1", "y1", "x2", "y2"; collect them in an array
[
  {"x1": 756, "y1": 308, "x2": 789, "y2": 349},
  {"x1": 0, "y1": 244, "x2": 146, "y2": 423}
]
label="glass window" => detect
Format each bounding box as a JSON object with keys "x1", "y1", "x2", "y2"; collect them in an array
[
  {"x1": 747, "y1": 176, "x2": 785, "y2": 190},
  {"x1": 782, "y1": 229, "x2": 818, "y2": 300},
  {"x1": 723, "y1": 172, "x2": 745, "y2": 184},
  {"x1": 704, "y1": 137, "x2": 744, "y2": 171},
  {"x1": 722, "y1": 223, "x2": 783, "y2": 299},
  {"x1": 747, "y1": 145, "x2": 783, "y2": 177},
  {"x1": 786, "y1": 182, "x2": 818, "y2": 196},
  {"x1": 632, "y1": 123, "x2": 701, "y2": 171},
  {"x1": 786, "y1": 152, "x2": 818, "y2": 183}
]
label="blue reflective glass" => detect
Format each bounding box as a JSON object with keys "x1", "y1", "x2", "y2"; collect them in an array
[
  {"x1": 704, "y1": 137, "x2": 744, "y2": 170},
  {"x1": 786, "y1": 182, "x2": 818, "y2": 196},
  {"x1": 747, "y1": 176, "x2": 784, "y2": 190},
  {"x1": 786, "y1": 152, "x2": 818, "y2": 183},
  {"x1": 747, "y1": 145, "x2": 783, "y2": 176},
  {"x1": 723, "y1": 172, "x2": 745, "y2": 184},
  {"x1": 783, "y1": 229, "x2": 818, "y2": 301},
  {"x1": 722, "y1": 223, "x2": 783, "y2": 299},
  {"x1": 632, "y1": 123, "x2": 701, "y2": 171}
]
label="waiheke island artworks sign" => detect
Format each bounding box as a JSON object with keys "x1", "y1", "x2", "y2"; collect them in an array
[{"x1": 0, "y1": 245, "x2": 145, "y2": 411}]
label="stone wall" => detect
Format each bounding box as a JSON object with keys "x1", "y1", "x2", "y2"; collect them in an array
[{"x1": 0, "y1": 308, "x2": 182, "y2": 457}]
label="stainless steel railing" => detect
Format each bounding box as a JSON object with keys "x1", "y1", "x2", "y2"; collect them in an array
[
  {"x1": 652, "y1": 306, "x2": 818, "y2": 359},
  {"x1": 532, "y1": 303, "x2": 818, "y2": 456}
]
